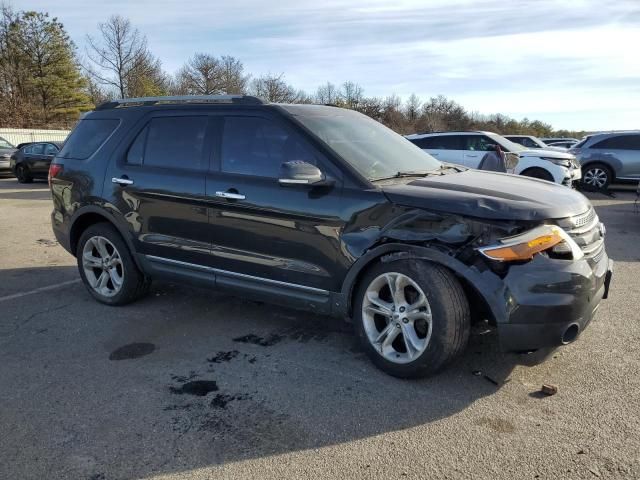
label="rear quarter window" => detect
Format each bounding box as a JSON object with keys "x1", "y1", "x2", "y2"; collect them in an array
[{"x1": 58, "y1": 118, "x2": 119, "y2": 160}]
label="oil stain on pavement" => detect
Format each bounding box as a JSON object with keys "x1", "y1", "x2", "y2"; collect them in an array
[{"x1": 108, "y1": 342, "x2": 155, "y2": 360}]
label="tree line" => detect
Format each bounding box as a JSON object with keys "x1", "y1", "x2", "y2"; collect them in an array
[{"x1": 0, "y1": 7, "x2": 585, "y2": 139}]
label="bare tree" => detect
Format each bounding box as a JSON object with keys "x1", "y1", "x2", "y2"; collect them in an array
[
  {"x1": 85, "y1": 15, "x2": 165, "y2": 98},
  {"x1": 250, "y1": 73, "x2": 300, "y2": 103},
  {"x1": 177, "y1": 53, "x2": 247, "y2": 95},
  {"x1": 405, "y1": 93, "x2": 421, "y2": 123},
  {"x1": 340, "y1": 81, "x2": 363, "y2": 109},
  {"x1": 314, "y1": 81, "x2": 338, "y2": 104}
]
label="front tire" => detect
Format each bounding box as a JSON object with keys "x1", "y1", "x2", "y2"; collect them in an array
[
  {"x1": 353, "y1": 259, "x2": 470, "y2": 378},
  {"x1": 76, "y1": 223, "x2": 149, "y2": 305},
  {"x1": 521, "y1": 167, "x2": 554, "y2": 182},
  {"x1": 15, "y1": 164, "x2": 33, "y2": 183}
]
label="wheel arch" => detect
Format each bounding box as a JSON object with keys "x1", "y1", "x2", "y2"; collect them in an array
[
  {"x1": 340, "y1": 243, "x2": 505, "y2": 324},
  {"x1": 581, "y1": 160, "x2": 616, "y2": 182},
  {"x1": 69, "y1": 207, "x2": 142, "y2": 270}
]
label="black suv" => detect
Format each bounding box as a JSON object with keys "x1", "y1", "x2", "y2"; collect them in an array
[{"x1": 50, "y1": 95, "x2": 613, "y2": 378}]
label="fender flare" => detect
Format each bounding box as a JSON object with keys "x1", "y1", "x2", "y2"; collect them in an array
[
  {"x1": 339, "y1": 242, "x2": 508, "y2": 323},
  {"x1": 69, "y1": 205, "x2": 143, "y2": 270}
]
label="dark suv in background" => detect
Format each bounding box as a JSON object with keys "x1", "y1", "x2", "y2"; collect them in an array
[
  {"x1": 49, "y1": 95, "x2": 612, "y2": 378},
  {"x1": 570, "y1": 131, "x2": 640, "y2": 189}
]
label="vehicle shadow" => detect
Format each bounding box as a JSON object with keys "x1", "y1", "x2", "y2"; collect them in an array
[{"x1": 0, "y1": 265, "x2": 554, "y2": 479}]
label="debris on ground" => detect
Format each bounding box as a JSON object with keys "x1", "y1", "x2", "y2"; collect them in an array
[{"x1": 540, "y1": 384, "x2": 558, "y2": 396}]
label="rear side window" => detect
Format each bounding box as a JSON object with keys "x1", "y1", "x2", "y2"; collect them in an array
[
  {"x1": 126, "y1": 116, "x2": 208, "y2": 170},
  {"x1": 591, "y1": 134, "x2": 640, "y2": 150},
  {"x1": 58, "y1": 119, "x2": 119, "y2": 160},
  {"x1": 221, "y1": 116, "x2": 317, "y2": 177},
  {"x1": 411, "y1": 135, "x2": 462, "y2": 150},
  {"x1": 26, "y1": 144, "x2": 45, "y2": 154}
]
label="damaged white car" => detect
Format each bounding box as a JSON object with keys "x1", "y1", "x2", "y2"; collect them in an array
[{"x1": 405, "y1": 131, "x2": 581, "y2": 186}]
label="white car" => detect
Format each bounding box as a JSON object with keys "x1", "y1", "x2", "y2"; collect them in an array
[{"x1": 405, "y1": 131, "x2": 581, "y2": 186}]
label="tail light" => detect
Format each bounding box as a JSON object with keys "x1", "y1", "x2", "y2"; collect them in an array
[{"x1": 48, "y1": 163, "x2": 63, "y2": 186}]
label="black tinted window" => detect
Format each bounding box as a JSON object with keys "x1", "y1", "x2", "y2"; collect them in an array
[
  {"x1": 591, "y1": 134, "x2": 640, "y2": 150},
  {"x1": 126, "y1": 126, "x2": 147, "y2": 166},
  {"x1": 59, "y1": 119, "x2": 119, "y2": 160},
  {"x1": 465, "y1": 135, "x2": 495, "y2": 151},
  {"x1": 140, "y1": 117, "x2": 208, "y2": 170},
  {"x1": 26, "y1": 144, "x2": 44, "y2": 154},
  {"x1": 44, "y1": 143, "x2": 58, "y2": 155},
  {"x1": 412, "y1": 135, "x2": 461, "y2": 150},
  {"x1": 222, "y1": 116, "x2": 317, "y2": 177}
]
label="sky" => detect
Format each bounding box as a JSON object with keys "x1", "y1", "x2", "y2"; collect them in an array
[{"x1": 16, "y1": 0, "x2": 640, "y2": 131}]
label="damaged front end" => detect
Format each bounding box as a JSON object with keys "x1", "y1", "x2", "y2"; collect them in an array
[{"x1": 344, "y1": 205, "x2": 612, "y2": 352}]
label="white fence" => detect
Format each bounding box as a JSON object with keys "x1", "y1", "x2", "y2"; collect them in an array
[{"x1": 0, "y1": 128, "x2": 70, "y2": 146}]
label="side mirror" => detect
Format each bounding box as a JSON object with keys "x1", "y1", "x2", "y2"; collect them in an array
[{"x1": 279, "y1": 161, "x2": 327, "y2": 186}]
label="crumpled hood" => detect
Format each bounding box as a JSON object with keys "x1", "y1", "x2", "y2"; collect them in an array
[
  {"x1": 381, "y1": 170, "x2": 590, "y2": 221},
  {"x1": 519, "y1": 148, "x2": 573, "y2": 159}
]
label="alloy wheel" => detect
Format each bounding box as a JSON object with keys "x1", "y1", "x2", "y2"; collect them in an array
[
  {"x1": 361, "y1": 272, "x2": 433, "y2": 364},
  {"x1": 583, "y1": 168, "x2": 608, "y2": 188},
  {"x1": 82, "y1": 236, "x2": 124, "y2": 297}
]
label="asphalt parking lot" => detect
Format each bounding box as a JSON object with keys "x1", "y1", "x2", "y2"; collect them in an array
[{"x1": 0, "y1": 177, "x2": 639, "y2": 480}]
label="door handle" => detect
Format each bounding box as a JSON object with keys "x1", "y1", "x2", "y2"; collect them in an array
[
  {"x1": 112, "y1": 177, "x2": 134, "y2": 186},
  {"x1": 430, "y1": 152, "x2": 439, "y2": 156},
  {"x1": 215, "y1": 191, "x2": 245, "y2": 200},
  {"x1": 465, "y1": 154, "x2": 479, "y2": 157}
]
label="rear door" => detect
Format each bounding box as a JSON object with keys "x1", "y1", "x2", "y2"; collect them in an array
[
  {"x1": 35, "y1": 143, "x2": 59, "y2": 175},
  {"x1": 104, "y1": 112, "x2": 213, "y2": 267},
  {"x1": 412, "y1": 135, "x2": 465, "y2": 165},
  {"x1": 590, "y1": 134, "x2": 640, "y2": 179},
  {"x1": 23, "y1": 143, "x2": 45, "y2": 173},
  {"x1": 205, "y1": 111, "x2": 346, "y2": 293}
]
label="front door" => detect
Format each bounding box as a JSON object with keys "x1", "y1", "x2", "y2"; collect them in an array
[
  {"x1": 205, "y1": 112, "x2": 346, "y2": 293},
  {"x1": 104, "y1": 112, "x2": 213, "y2": 267}
]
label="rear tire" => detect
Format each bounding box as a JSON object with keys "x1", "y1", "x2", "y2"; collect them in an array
[
  {"x1": 15, "y1": 164, "x2": 33, "y2": 183},
  {"x1": 353, "y1": 259, "x2": 470, "y2": 378},
  {"x1": 76, "y1": 222, "x2": 149, "y2": 306},
  {"x1": 521, "y1": 167, "x2": 554, "y2": 182},
  {"x1": 581, "y1": 163, "x2": 612, "y2": 190}
]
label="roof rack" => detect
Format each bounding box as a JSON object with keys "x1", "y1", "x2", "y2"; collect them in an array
[{"x1": 95, "y1": 95, "x2": 266, "y2": 110}]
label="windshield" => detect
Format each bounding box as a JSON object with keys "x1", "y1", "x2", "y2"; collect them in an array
[
  {"x1": 0, "y1": 137, "x2": 14, "y2": 149},
  {"x1": 291, "y1": 108, "x2": 441, "y2": 180},
  {"x1": 486, "y1": 133, "x2": 526, "y2": 153}
]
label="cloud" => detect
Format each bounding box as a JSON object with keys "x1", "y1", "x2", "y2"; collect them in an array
[{"x1": 24, "y1": 0, "x2": 640, "y2": 129}]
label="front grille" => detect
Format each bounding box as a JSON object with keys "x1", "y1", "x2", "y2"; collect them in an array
[{"x1": 555, "y1": 207, "x2": 604, "y2": 258}]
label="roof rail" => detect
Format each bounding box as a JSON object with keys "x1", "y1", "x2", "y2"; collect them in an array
[{"x1": 95, "y1": 95, "x2": 266, "y2": 110}]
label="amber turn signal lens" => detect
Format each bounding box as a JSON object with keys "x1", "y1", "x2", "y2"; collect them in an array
[{"x1": 481, "y1": 228, "x2": 563, "y2": 261}]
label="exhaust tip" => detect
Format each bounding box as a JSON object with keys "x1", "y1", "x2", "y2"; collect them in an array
[{"x1": 562, "y1": 323, "x2": 580, "y2": 344}]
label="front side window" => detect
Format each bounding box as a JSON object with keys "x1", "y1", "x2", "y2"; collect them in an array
[
  {"x1": 59, "y1": 119, "x2": 119, "y2": 160},
  {"x1": 0, "y1": 137, "x2": 14, "y2": 148},
  {"x1": 221, "y1": 116, "x2": 318, "y2": 177},
  {"x1": 126, "y1": 116, "x2": 208, "y2": 170},
  {"x1": 44, "y1": 143, "x2": 59, "y2": 156},
  {"x1": 465, "y1": 135, "x2": 495, "y2": 151}
]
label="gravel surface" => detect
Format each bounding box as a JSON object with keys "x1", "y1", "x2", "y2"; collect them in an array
[{"x1": 0, "y1": 178, "x2": 638, "y2": 480}]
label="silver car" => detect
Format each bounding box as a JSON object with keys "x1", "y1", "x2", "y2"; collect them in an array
[{"x1": 570, "y1": 131, "x2": 640, "y2": 188}]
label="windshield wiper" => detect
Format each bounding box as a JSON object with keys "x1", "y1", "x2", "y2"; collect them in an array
[{"x1": 371, "y1": 170, "x2": 435, "y2": 182}]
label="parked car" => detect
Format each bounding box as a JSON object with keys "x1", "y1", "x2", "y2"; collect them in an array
[
  {"x1": 405, "y1": 131, "x2": 581, "y2": 186},
  {"x1": 10, "y1": 141, "x2": 62, "y2": 183},
  {"x1": 0, "y1": 136, "x2": 17, "y2": 176},
  {"x1": 541, "y1": 137, "x2": 580, "y2": 145},
  {"x1": 569, "y1": 131, "x2": 640, "y2": 189},
  {"x1": 504, "y1": 135, "x2": 566, "y2": 151},
  {"x1": 50, "y1": 95, "x2": 612, "y2": 378},
  {"x1": 547, "y1": 140, "x2": 578, "y2": 149}
]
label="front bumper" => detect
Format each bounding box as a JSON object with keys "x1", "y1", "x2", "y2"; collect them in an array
[{"x1": 496, "y1": 250, "x2": 612, "y2": 352}]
